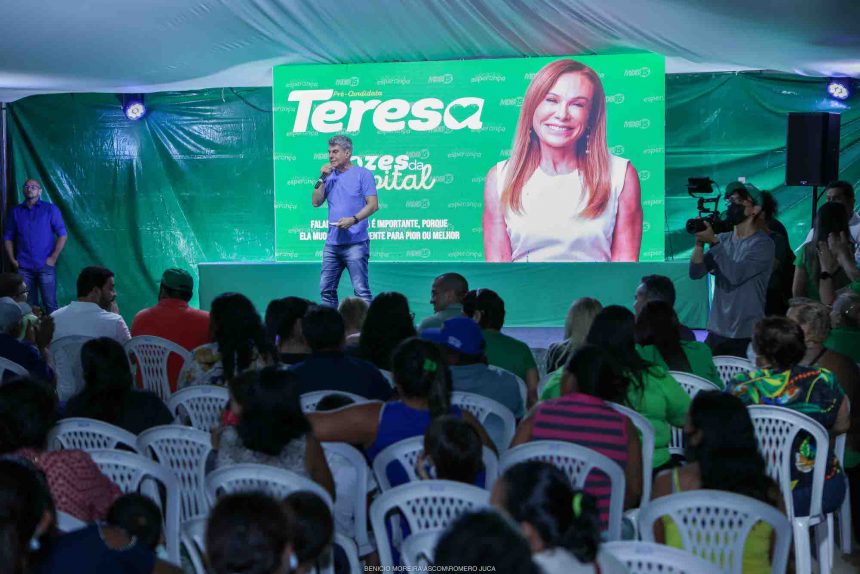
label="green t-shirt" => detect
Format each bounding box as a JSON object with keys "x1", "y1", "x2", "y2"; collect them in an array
[
  {"x1": 637, "y1": 341, "x2": 723, "y2": 389},
  {"x1": 483, "y1": 330, "x2": 537, "y2": 382},
  {"x1": 796, "y1": 242, "x2": 853, "y2": 301},
  {"x1": 539, "y1": 352, "x2": 691, "y2": 468},
  {"x1": 825, "y1": 327, "x2": 860, "y2": 363}
]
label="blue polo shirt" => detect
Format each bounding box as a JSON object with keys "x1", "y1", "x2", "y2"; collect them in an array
[
  {"x1": 323, "y1": 165, "x2": 376, "y2": 245},
  {"x1": 3, "y1": 200, "x2": 67, "y2": 270}
]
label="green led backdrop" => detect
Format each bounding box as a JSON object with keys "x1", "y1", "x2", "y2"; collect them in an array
[{"x1": 273, "y1": 54, "x2": 665, "y2": 262}]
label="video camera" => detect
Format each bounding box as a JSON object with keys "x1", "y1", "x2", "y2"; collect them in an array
[{"x1": 685, "y1": 177, "x2": 732, "y2": 234}]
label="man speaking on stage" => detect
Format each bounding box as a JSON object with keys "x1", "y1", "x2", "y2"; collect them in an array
[{"x1": 312, "y1": 135, "x2": 379, "y2": 308}]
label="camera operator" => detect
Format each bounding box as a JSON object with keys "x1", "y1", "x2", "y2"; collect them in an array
[{"x1": 690, "y1": 182, "x2": 775, "y2": 357}]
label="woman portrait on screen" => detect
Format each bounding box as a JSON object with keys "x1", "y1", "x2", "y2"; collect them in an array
[{"x1": 483, "y1": 59, "x2": 643, "y2": 262}]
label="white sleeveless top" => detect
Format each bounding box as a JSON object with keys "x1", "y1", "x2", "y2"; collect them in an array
[{"x1": 495, "y1": 154, "x2": 629, "y2": 262}]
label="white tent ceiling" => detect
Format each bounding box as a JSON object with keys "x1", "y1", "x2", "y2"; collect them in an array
[{"x1": 0, "y1": 0, "x2": 858, "y2": 102}]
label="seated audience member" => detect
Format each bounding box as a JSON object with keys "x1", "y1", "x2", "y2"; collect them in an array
[
  {"x1": 0, "y1": 271, "x2": 40, "y2": 337},
  {"x1": 491, "y1": 461, "x2": 627, "y2": 574},
  {"x1": 283, "y1": 492, "x2": 335, "y2": 574},
  {"x1": 633, "y1": 274, "x2": 695, "y2": 341},
  {"x1": 215, "y1": 367, "x2": 335, "y2": 499},
  {"x1": 794, "y1": 202, "x2": 856, "y2": 301},
  {"x1": 308, "y1": 338, "x2": 494, "y2": 489},
  {"x1": 635, "y1": 301, "x2": 721, "y2": 387},
  {"x1": 652, "y1": 391, "x2": 783, "y2": 574},
  {"x1": 422, "y1": 317, "x2": 524, "y2": 418},
  {"x1": 180, "y1": 292, "x2": 273, "y2": 388},
  {"x1": 206, "y1": 492, "x2": 296, "y2": 574},
  {"x1": 0, "y1": 458, "x2": 56, "y2": 574},
  {"x1": 541, "y1": 306, "x2": 690, "y2": 472},
  {"x1": 416, "y1": 415, "x2": 484, "y2": 484},
  {"x1": 51, "y1": 266, "x2": 130, "y2": 343},
  {"x1": 357, "y1": 291, "x2": 417, "y2": 372},
  {"x1": 339, "y1": 296, "x2": 368, "y2": 347},
  {"x1": 417, "y1": 272, "x2": 468, "y2": 331},
  {"x1": 65, "y1": 338, "x2": 173, "y2": 434},
  {"x1": 106, "y1": 493, "x2": 163, "y2": 552},
  {"x1": 290, "y1": 305, "x2": 392, "y2": 401},
  {"x1": 265, "y1": 296, "x2": 312, "y2": 365},
  {"x1": 0, "y1": 377, "x2": 120, "y2": 521},
  {"x1": 433, "y1": 510, "x2": 540, "y2": 574},
  {"x1": 544, "y1": 297, "x2": 602, "y2": 373},
  {"x1": 315, "y1": 394, "x2": 378, "y2": 558},
  {"x1": 463, "y1": 288, "x2": 539, "y2": 405},
  {"x1": 826, "y1": 292, "x2": 860, "y2": 362},
  {"x1": 512, "y1": 346, "x2": 642, "y2": 523},
  {"x1": 729, "y1": 317, "x2": 848, "y2": 515},
  {"x1": 0, "y1": 296, "x2": 54, "y2": 383},
  {"x1": 130, "y1": 268, "x2": 210, "y2": 392},
  {"x1": 788, "y1": 301, "x2": 860, "y2": 407},
  {"x1": 0, "y1": 459, "x2": 181, "y2": 574}
]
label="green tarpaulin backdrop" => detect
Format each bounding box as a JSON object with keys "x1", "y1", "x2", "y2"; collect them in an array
[{"x1": 5, "y1": 72, "x2": 859, "y2": 324}]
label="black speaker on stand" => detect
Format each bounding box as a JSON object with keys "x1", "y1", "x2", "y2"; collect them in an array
[{"x1": 785, "y1": 112, "x2": 841, "y2": 226}]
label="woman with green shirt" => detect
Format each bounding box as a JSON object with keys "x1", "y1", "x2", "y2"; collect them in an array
[
  {"x1": 540, "y1": 306, "x2": 690, "y2": 471},
  {"x1": 634, "y1": 301, "x2": 722, "y2": 388},
  {"x1": 793, "y1": 202, "x2": 855, "y2": 301}
]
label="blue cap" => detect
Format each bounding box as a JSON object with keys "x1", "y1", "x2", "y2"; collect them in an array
[{"x1": 421, "y1": 316, "x2": 484, "y2": 355}]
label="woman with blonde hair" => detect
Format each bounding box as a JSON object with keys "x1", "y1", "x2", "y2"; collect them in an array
[
  {"x1": 544, "y1": 297, "x2": 602, "y2": 373},
  {"x1": 483, "y1": 59, "x2": 642, "y2": 262}
]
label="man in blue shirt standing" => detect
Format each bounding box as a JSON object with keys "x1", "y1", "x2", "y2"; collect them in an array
[
  {"x1": 312, "y1": 136, "x2": 379, "y2": 308},
  {"x1": 3, "y1": 179, "x2": 67, "y2": 314}
]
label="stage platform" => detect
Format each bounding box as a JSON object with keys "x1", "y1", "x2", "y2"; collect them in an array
[{"x1": 199, "y1": 261, "x2": 708, "y2": 330}]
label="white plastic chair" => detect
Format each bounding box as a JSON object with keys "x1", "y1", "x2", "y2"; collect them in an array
[
  {"x1": 747, "y1": 405, "x2": 831, "y2": 574},
  {"x1": 321, "y1": 442, "x2": 372, "y2": 553},
  {"x1": 137, "y1": 425, "x2": 212, "y2": 522},
  {"x1": 167, "y1": 385, "x2": 229, "y2": 431},
  {"x1": 530, "y1": 347, "x2": 548, "y2": 377},
  {"x1": 369, "y1": 480, "x2": 489, "y2": 567},
  {"x1": 379, "y1": 369, "x2": 395, "y2": 387},
  {"x1": 371, "y1": 435, "x2": 498, "y2": 491},
  {"x1": 125, "y1": 335, "x2": 191, "y2": 401},
  {"x1": 668, "y1": 371, "x2": 721, "y2": 397},
  {"x1": 499, "y1": 441, "x2": 626, "y2": 540},
  {"x1": 89, "y1": 449, "x2": 181, "y2": 564},
  {"x1": 48, "y1": 335, "x2": 93, "y2": 401},
  {"x1": 712, "y1": 355, "x2": 753, "y2": 387},
  {"x1": 47, "y1": 417, "x2": 139, "y2": 453},
  {"x1": 608, "y1": 402, "x2": 654, "y2": 505},
  {"x1": 300, "y1": 390, "x2": 370, "y2": 413},
  {"x1": 665, "y1": 372, "x2": 720, "y2": 456},
  {"x1": 56, "y1": 510, "x2": 87, "y2": 533},
  {"x1": 205, "y1": 463, "x2": 333, "y2": 509},
  {"x1": 639, "y1": 490, "x2": 791, "y2": 574},
  {"x1": 401, "y1": 529, "x2": 443, "y2": 569},
  {"x1": 450, "y1": 390, "x2": 516, "y2": 453},
  {"x1": 333, "y1": 533, "x2": 362, "y2": 574},
  {"x1": 180, "y1": 517, "x2": 207, "y2": 574},
  {"x1": 487, "y1": 364, "x2": 527, "y2": 411},
  {"x1": 833, "y1": 432, "x2": 852, "y2": 555},
  {"x1": 602, "y1": 541, "x2": 725, "y2": 574},
  {"x1": 0, "y1": 356, "x2": 28, "y2": 381}
]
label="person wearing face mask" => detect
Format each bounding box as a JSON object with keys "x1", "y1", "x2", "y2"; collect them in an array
[{"x1": 689, "y1": 182, "x2": 775, "y2": 357}]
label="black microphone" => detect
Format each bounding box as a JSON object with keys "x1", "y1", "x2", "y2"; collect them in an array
[{"x1": 315, "y1": 168, "x2": 332, "y2": 189}]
